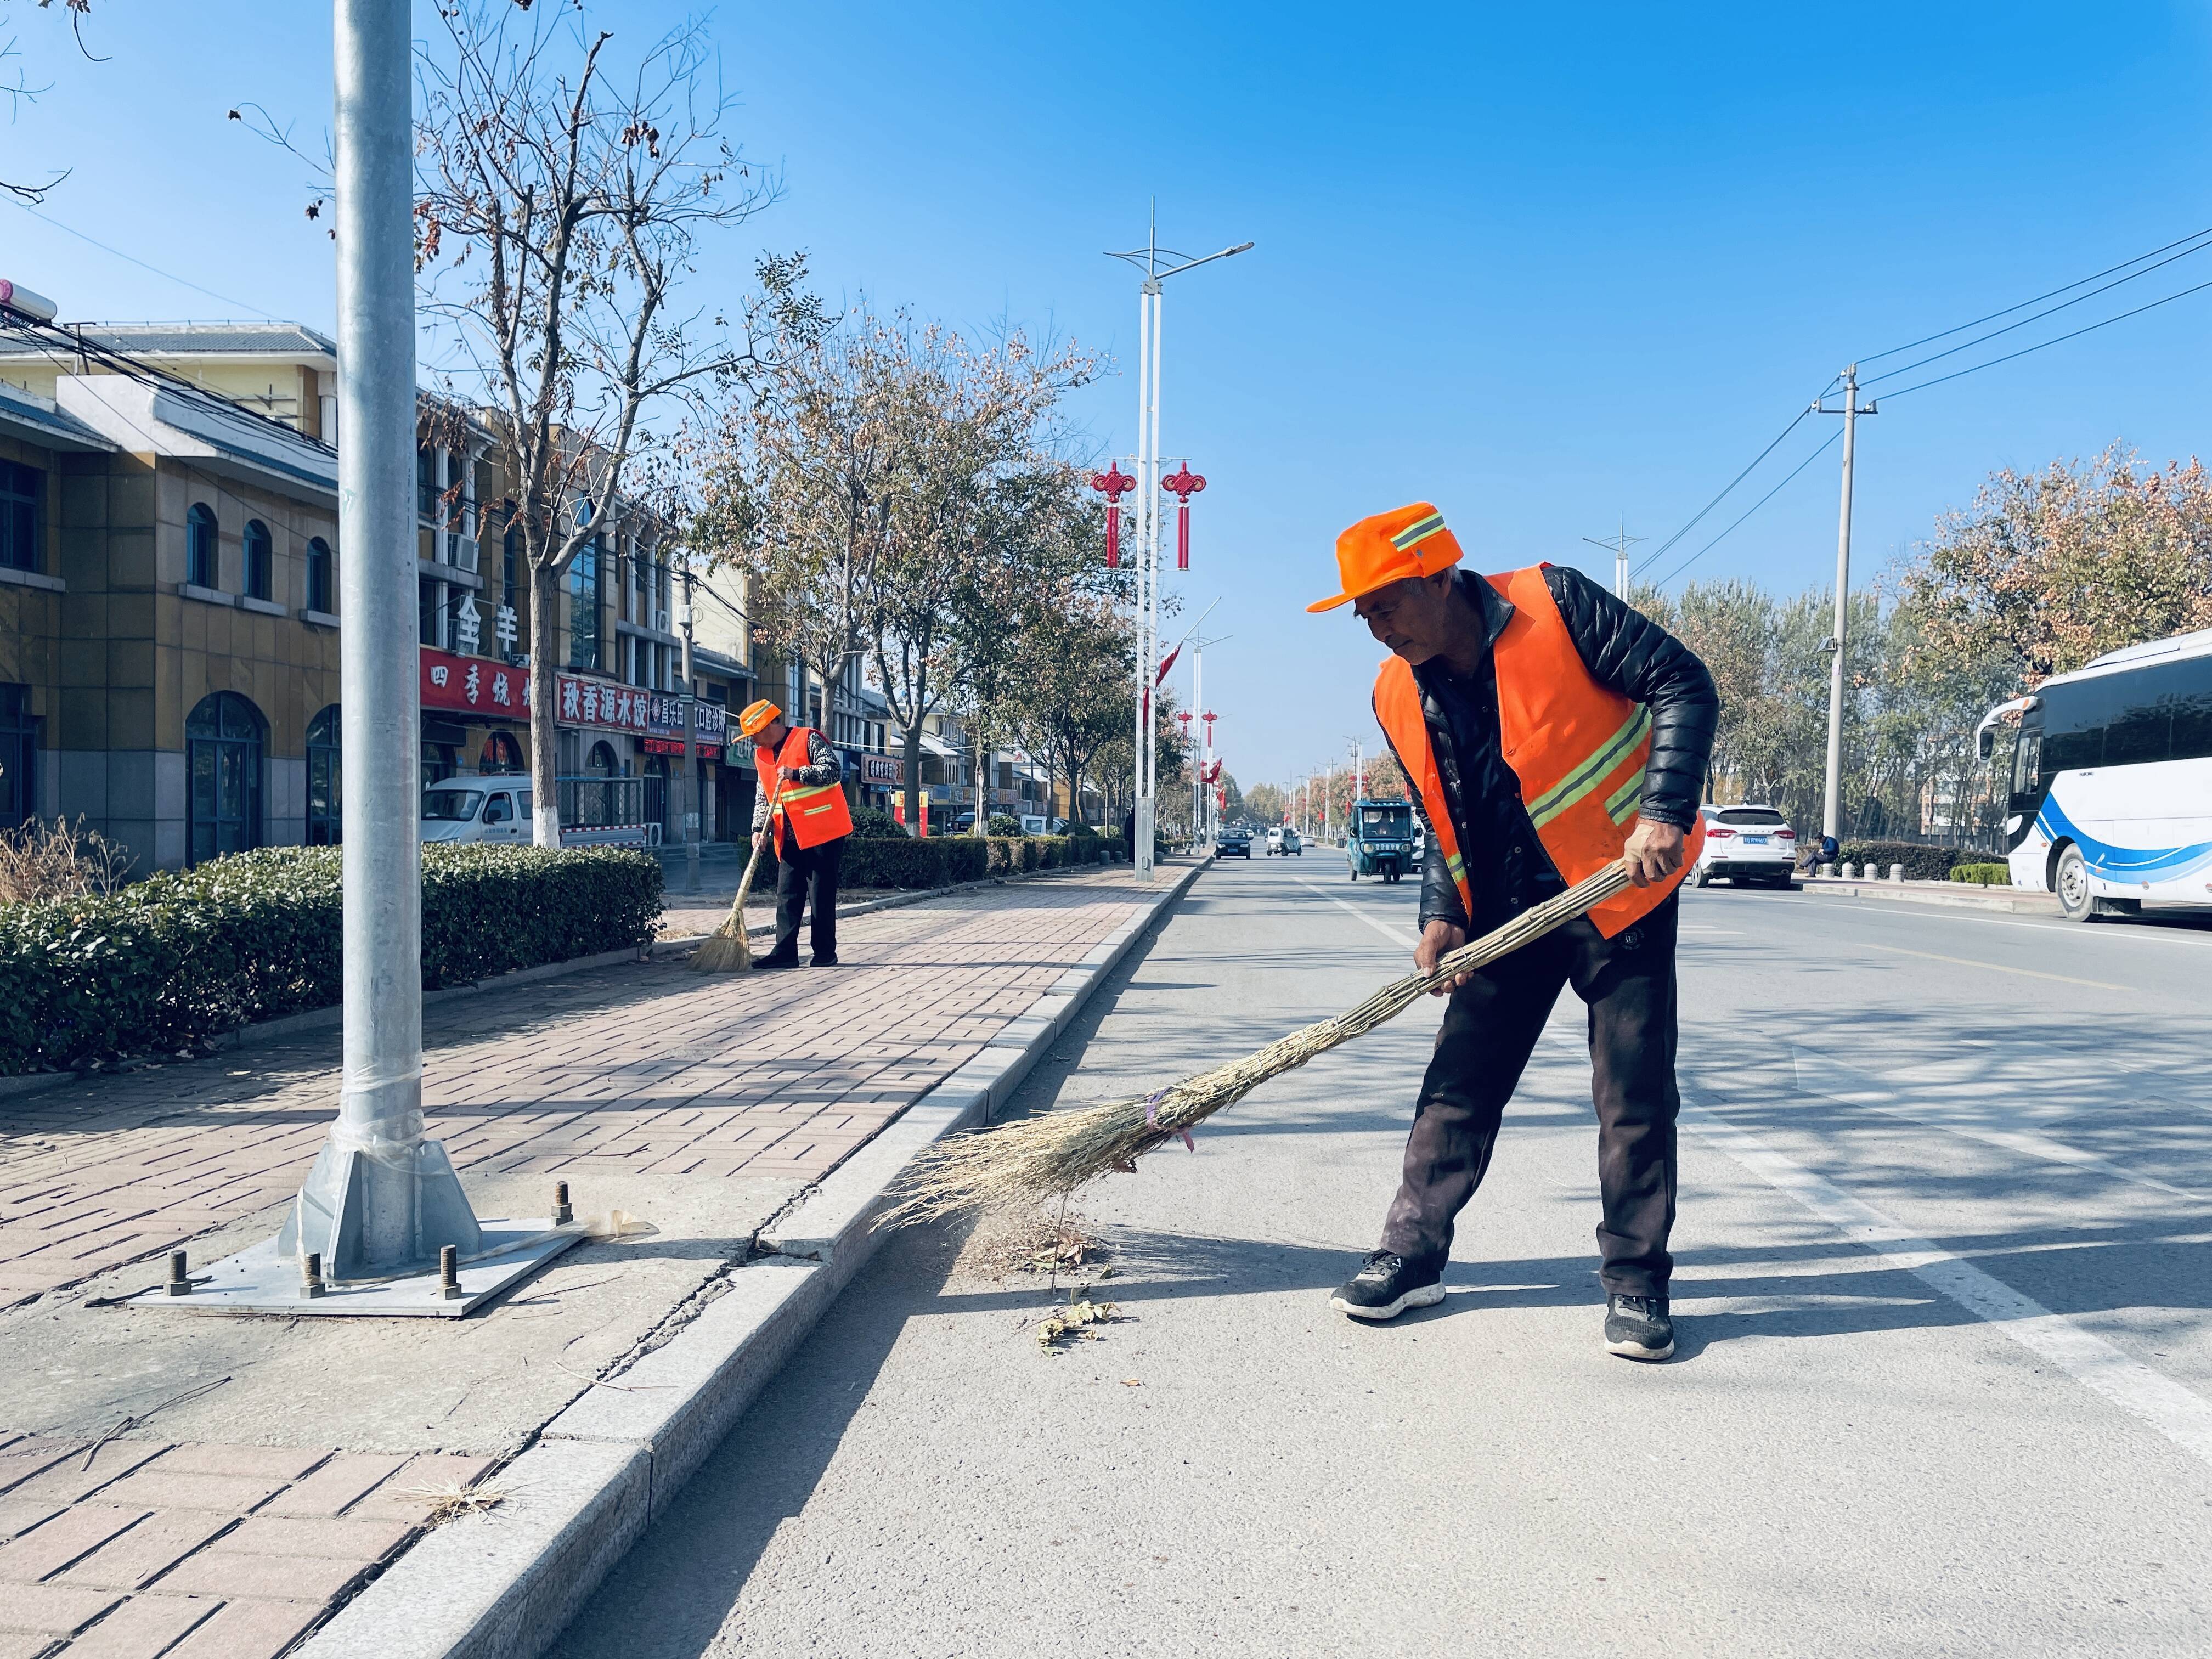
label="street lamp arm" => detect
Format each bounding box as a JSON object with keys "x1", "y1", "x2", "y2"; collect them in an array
[{"x1": 1159, "y1": 241, "x2": 1256, "y2": 280}]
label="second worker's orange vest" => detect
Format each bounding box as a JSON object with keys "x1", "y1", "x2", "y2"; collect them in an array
[
  {"x1": 1372, "y1": 565, "x2": 1702, "y2": 938},
  {"x1": 756, "y1": 726, "x2": 854, "y2": 853}
]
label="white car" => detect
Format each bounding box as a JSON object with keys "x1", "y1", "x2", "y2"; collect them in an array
[
  {"x1": 420, "y1": 781, "x2": 533, "y2": 844},
  {"x1": 1692, "y1": 803, "x2": 1797, "y2": 888},
  {"x1": 1266, "y1": 826, "x2": 1303, "y2": 856}
]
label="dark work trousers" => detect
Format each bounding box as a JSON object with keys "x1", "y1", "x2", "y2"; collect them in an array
[
  {"x1": 772, "y1": 834, "x2": 843, "y2": 961},
  {"x1": 1378, "y1": 891, "x2": 1681, "y2": 1297}
]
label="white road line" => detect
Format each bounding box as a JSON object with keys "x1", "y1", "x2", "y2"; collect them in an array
[
  {"x1": 1852, "y1": 939, "x2": 2130, "y2": 991},
  {"x1": 1288, "y1": 874, "x2": 1423, "y2": 950},
  {"x1": 1804, "y1": 901, "x2": 2212, "y2": 950},
  {"x1": 1684, "y1": 1101, "x2": 2212, "y2": 1471}
]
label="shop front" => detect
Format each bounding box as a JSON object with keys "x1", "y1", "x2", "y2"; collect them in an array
[
  {"x1": 419, "y1": 644, "x2": 533, "y2": 789},
  {"x1": 854, "y1": 751, "x2": 902, "y2": 817}
]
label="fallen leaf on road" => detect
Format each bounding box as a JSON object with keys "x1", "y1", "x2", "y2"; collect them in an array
[
  {"x1": 1121, "y1": 1378, "x2": 1142, "y2": 1387},
  {"x1": 1035, "y1": 1297, "x2": 1120, "y2": 1352}
]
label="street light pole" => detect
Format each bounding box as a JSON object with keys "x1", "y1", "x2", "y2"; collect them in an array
[
  {"x1": 1108, "y1": 214, "x2": 1252, "y2": 879},
  {"x1": 679, "y1": 564, "x2": 699, "y2": 894},
  {"x1": 284, "y1": 0, "x2": 482, "y2": 1278}
]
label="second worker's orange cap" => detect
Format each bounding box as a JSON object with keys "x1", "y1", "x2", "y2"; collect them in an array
[{"x1": 1306, "y1": 502, "x2": 1464, "y2": 612}]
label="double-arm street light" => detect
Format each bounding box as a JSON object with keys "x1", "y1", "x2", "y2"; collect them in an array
[{"x1": 1107, "y1": 214, "x2": 1252, "y2": 878}]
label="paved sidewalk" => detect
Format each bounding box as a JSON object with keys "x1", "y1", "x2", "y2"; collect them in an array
[{"x1": 0, "y1": 864, "x2": 1186, "y2": 1656}]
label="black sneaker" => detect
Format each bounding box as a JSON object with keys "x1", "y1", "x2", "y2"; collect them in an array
[
  {"x1": 755, "y1": 950, "x2": 800, "y2": 970},
  {"x1": 809, "y1": 953, "x2": 839, "y2": 967},
  {"x1": 1604, "y1": 1294, "x2": 1674, "y2": 1361},
  {"x1": 1329, "y1": 1251, "x2": 1444, "y2": 1321}
]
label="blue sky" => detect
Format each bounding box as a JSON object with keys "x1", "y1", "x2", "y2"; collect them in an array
[{"x1": 7, "y1": 2, "x2": 2211, "y2": 792}]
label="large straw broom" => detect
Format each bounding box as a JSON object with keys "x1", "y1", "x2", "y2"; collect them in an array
[
  {"x1": 690, "y1": 771, "x2": 787, "y2": 973},
  {"x1": 887, "y1": 858, "x2": 1637, "y2": 1220}
]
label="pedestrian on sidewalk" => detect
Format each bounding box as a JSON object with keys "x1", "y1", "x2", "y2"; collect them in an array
[
  {"x1": 740, "y1": 699, "x2": 854, "y2": 969},
  {"x1": 1306, "y1": 503, "x2": 1717, "y2": 1361}
]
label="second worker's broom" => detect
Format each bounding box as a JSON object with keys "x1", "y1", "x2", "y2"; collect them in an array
[{"x1": 690, "y1": 770, "x2": 788, "y2": 973}]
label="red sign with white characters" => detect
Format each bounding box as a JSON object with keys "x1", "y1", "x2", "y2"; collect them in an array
[
  {"x1": 556, "y1": 673, "x2": 652, "y2": 733},
  {"x1": 420, "y1": 646, "x2": 529, "y2": 718}
]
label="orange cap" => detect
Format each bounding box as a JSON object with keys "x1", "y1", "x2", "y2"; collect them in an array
[
  {"x1": 1306, "y1": 502, "x2": 1464, "y2": 613},
  {"x1": 737, "y1": 698, "x2": 783, "y2": 738}
]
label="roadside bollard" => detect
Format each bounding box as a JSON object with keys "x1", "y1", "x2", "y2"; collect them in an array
[
  {"x1": 1819, "y1": 861, "x2": 1836, "y2": 878},
  {"x1": 552, "y1": 1181, "x2": 573, "y2": 1226},
  {"x1": 1889, "y1": 862, "x2": 1904, "y2": 882},
  {"x1": 166, "y1": 1250, "x2": 190, "y2": 1296},
  {"x1": 301, "y1": 1251, "x2": 326, "y2": 1299},
  {"x1": 1842, "y1": 862, "x2": 1857, "y2": 879}
]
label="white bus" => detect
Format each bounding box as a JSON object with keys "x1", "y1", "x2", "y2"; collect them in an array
[{"x1": 1978, "y1": 627, "x2": 2212, "y2": 922}]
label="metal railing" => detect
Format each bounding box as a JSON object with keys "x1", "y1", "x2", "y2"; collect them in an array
[{"x1": 556, "y1": 774, "x2": 665, "y2": 845}]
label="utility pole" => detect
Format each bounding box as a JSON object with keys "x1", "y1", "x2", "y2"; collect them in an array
[
  {"x1": 1582, "y1": 520, "x2": 1646, "y2": 600},
  {"x1": 678, "y1": 565, "x2": 699, "y2": 894},
  {"x1": 1814, "y1": 366, "x2": 1877, "y2": 844},
  {"x1": 1108, "y1": 213, "x2": 1252, "y2": 881}
]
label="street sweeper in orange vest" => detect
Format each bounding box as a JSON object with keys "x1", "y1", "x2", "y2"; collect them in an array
[
  {"x1": 739, "y1": 699, "x2": 853, "y2": 969},
  {"x1": 1307, "y1": 503, "x2": 1718, "y2": 1361}
]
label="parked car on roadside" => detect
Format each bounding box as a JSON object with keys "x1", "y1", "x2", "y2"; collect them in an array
[
  {"x1": 1692, "y1": 803, "x2": 1797, "y2": 888},
  {"x1": 1266, "y1": 826, "x2": 1303, "y2": 856},
  {"x1": 420, "y1": 780, "x2": 533, "y2": 844}
]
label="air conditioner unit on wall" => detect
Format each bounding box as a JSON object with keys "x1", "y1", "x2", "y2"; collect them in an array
[
  {"x1": 453, "y1": 535, "x2": 480, "y2": 573},
  {"x1": 653, "y1": 609, "x2": 670, "y2": 634}
]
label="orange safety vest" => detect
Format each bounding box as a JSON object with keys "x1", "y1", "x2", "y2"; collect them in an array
[
  {"x1": 1372, "y1": 565, "x2": 1703, "y2": 938},
  {"x1": 756, "y1": 726, "x2": 854, "y2": 852}
]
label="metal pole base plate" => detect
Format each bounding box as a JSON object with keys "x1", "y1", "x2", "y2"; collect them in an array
[{"x1": 127, "y1": 1221, "x2": 583, "y2": 1318}]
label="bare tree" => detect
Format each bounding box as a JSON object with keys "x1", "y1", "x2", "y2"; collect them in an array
[
  {"x1": 3, "y1": 2, "x2": 98, "y2": 204},
  {"x1": 413, "y1": 2, "x2": 809, "y2": 845}
]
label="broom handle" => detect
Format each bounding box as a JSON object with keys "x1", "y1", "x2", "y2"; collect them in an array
[{"x1": 723, "y1": 768, "x2": 790, "y2": 927}]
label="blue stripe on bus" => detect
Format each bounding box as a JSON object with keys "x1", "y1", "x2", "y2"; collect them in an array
[{"x1": 2038, "y1": 791, "x2": 2212, "y2": 881}]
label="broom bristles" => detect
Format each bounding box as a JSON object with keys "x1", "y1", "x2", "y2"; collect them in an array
[
  {"x1": 691, "y1": 771, "x2": 785, "y2": 974},
  {"x1": 885, "y1": 860, "x2": 1637, "y2": 1223}
]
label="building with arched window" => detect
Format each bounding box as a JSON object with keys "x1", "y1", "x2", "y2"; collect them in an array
[
  {"x1": 185, "y1": 502, "x2": 218, "y2": 589},
  {"x1": 186, "y1": 691, "x2": 264, "y2": 863},
  {"x1": 306, "y1": 703, "x2": 341, "y2": 845},
  {"x1": 242, "y1": 519, "x2": 274, "y2": 602}
]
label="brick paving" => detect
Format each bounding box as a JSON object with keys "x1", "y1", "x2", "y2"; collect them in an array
[
  {"x1": 0, "y1": 1434, "x2": 493, "y2": 1657},
  {"x1": 0, "y1": 867, "x2": 1154, "y2": 1308}
]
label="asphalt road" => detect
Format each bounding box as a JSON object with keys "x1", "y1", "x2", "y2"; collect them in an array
[{"x1": 555, "y1": 857, "x2": 2212, "y2": 1658}]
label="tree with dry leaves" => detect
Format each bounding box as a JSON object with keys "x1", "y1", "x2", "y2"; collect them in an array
[
  {"x1": 411, "y1": 1, "x2": 810, "y2": 845},
  {"x1": 2, "y1": 1, "x2": 97, "y2": 204}
]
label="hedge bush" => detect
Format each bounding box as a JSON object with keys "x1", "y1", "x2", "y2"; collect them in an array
[
  {"x1": 840, "y1": 837, "x2": 989, "y2": 889},
  {"x1": 1949, "y1": 862, "x2": 2013, "y2": 887},
  {"x1": 848, "y1": 806, "x2": 904, "y2": 839},
  {"x1": 0, "y1": 844, "x2": 662, "y2": 1076},
  {"x1": 1836, "y1": 840, "x2": 1971, "y2": 881}
]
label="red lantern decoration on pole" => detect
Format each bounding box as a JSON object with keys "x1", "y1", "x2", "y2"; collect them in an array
[
  {"x1": 1090, "y1": 465, "x2": 1136, "y2": 568},
  {"x1": 1161, "y1": 465, "x2": 1206, "y2": 571}
]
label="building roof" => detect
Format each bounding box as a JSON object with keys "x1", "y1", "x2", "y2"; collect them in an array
[
  {"x1": 0, "y1": 380, "x2": 117, "y2": 452},
  {"x1": 0, "y1": 321, "x2": 338, "y2": 364},
  {"x1": 57, "y1": 374, "x2": 337, "y2": 506}
]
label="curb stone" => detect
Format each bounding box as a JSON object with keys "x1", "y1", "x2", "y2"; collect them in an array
[
  {"x1": 294, "y1": 857, "x2": 1210, "y2": 1659},
  {"x1": 1793, "y1": 875, "x2": 2061, "y2": 916}
]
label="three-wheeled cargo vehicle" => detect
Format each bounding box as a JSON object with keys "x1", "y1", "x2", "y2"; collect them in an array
[{"x1": 1346, "y1": 796, "x2": 1416, "y2": 882}]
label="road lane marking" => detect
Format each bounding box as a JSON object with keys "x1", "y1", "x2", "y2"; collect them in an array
[
  {"x1": 1684, "y1": 1101, "x2": 2212, "y2": 1471},
  {"x1": 1288, "y1": 875, "x2": 1422, "y2": 951},
  {"x1": 1850, "y1": 940, "x2": 2129, "y2": 991},
  {"x1": 1790, "y1": 1048, "x2": 2204, "y2": 1203},
  {"x1": 1794, "y1": 898, "x2": 2212, "y2": 950}
]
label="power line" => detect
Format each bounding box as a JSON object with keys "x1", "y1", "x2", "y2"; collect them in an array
[
  {"x1": 3, "y1": 197, "x2": 285, "y2": 321},
  {"x1": 1878, "y1": 275, "x2": 2212, "y2": 402},
  {"x1": 1860, "y1": 232, "x2": 2212, "y2": 390},
  {"x1": 1857, "y1": 223, "x2": 2212, "y2": 366},
  {"x1": 1630, "y1": 405, "x2": 1816, "y2": 579},
  {"x1": 1648, "y1": 430, "x2": 1840, "y2": 590}
]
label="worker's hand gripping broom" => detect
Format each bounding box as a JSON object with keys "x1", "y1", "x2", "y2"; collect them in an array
[
  {"x1": 690, "y1": 770, "x2": 789, "y2": 973},
  {"x1": 887, "y1": 858, "x2": 1639, "y2": 1220}
]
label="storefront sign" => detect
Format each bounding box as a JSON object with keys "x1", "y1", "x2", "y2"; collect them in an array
[
  {"x1": 643, "y1": 693, "x2": 728, "y2": 747},
  {"x1": 421, "y1": 645, "x2": 529, "y2": 716},
  {"x1": 642, "y1": 737, "x2": 723, "y2": 759},
  {"x1": 556, "y1": 673, "x2": 650, "y2": 733},
  {"x1": 858, "y1": 754, "x2": 904, "y2": 787}
]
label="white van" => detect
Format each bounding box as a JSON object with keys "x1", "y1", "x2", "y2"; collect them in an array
[{"x1": 420, "y1": 781, "x2": 532, "y2": 844}]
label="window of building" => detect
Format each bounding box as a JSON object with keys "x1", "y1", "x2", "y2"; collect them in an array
[
  {"x1": 479, "y1": 730, "x2": 524, "y2": 774},
  {"x1": 568, "y1": 537, "x2": 602, "y2": 669},
  {"x1": 1, "y1": 460, "x2": 41, "y2": 573},
  {"x1": 502, "y1": 518, "x2": 520, "y2": 611},
  {"x1": 242, "y1": 520, "x2": 274, "y2": 602},
  {"x1": 419, "y1": 574, "x2": 445, "y2": 647},
  {"x1": 0, "y1": 684, "x2": 35, "y2": 827},
  {"x1": 422, "y1": 743, "x2": 459, "y2": 792},
  {"x1": 186, "y1": 691, "x2": 264, "y2": 864},
  {"x1": 307, "y1": 538, "x2": 334, "y2": 614},
  {"x1": 186, "y1": 503, "x2": 218, "y2": 588},
  {"x1": 306, "y1": 703, "x2": 341, "y2": 845}
]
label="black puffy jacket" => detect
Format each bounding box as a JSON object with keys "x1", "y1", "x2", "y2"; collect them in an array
[{"x1": 1386, "y1": 565, "x2": 1718, "y2": 933}]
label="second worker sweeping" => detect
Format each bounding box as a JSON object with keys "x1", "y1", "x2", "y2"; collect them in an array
[{"x1": 738, "y1": 698, "x2": 853, "y2": 969}]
